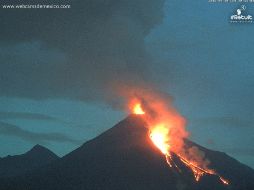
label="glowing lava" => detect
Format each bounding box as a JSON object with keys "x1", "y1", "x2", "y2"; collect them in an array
[
  {"x1": 130, "y1": 100, "x2": 229, "y2": 185},
  {"x1": 149, "y1": 124, "x2": 170, "y2": 155},
  {"x1": 133, "y1": 103, "x2": 145, "y2": 115}
]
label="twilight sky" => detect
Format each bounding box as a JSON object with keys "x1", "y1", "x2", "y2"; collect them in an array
[{"x1": 0, "y1": 0, "x2": 253, "y2": 168}]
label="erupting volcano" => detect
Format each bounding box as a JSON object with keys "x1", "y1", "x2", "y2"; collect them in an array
[
  {"x1": 129, "y1": 95, "x2": 229, "y2": 185},
  {"x1": 1, "y1": 111, "x2": 254, "y2": 190},
  {"x1": 2, "y1": 90, "x2": 254, "y2": 190}
]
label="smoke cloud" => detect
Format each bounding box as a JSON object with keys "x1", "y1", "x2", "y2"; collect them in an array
[
  {"x1": 0, "y1": 0, "x2": 165, "y2": 106},
  {"x1": 0, "y1": 121, "x2": 80, "y2": 144}
]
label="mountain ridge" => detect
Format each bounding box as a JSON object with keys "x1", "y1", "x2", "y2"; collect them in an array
[
  {"x1": 0, "y1": 115, "x2": 254, "y2": 190},
  {"x1": 0, "y1": 144, "x2": 59, "y2": 178}
]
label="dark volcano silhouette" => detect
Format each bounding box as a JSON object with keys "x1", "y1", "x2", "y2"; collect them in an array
[
  {"x1": 0, "y1": 115, "x2": 254, "y2": 190},
  {"x1": 0, "y1": 144, "x2": 59, "y2": 178}
]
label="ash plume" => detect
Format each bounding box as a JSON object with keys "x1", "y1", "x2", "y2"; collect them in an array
[
  {"x1": 0, "y1": 0, "x2": 215, "y2": 172},
  {"x1": 0, "y1": 0, "x2": 166, "y2": 106}
]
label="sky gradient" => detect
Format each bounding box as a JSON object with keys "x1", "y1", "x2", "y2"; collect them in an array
[{"x1": 0, "y1": 0, "x2": 253, "y2": 168}]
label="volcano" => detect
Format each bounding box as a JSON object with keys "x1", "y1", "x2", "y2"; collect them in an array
[
  {"x1": 0, "y1": 144, "x2": 59, "y2": 178},
  {"x1": 1, "y1": 115, "x2": 254, "y2": 190}
]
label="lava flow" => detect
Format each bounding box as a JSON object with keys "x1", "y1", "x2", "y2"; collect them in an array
[
  {"x1": 129, "y1": 96, "x2": 229, "y2": 185},
  {"x1": 133, "y1": 103, "x2": 145, "y2": 115}
]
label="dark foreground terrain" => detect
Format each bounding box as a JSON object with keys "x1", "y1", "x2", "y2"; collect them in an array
[{"x1": 0, "y1": 115, "x2": 254, "y2": 190}]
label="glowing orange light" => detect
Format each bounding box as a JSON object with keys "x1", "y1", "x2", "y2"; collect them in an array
[
  {"x1": 220, "y1": 177, "x2": 229, "y2": 185},
  {"x1": 149, "y1": 124, "x2": 170, "y2": 154},
  {"x1": 179, "y1": 155, "x2": 215, "y2": 181},
  {"x1": 133, "y1": 103, "x2": 145, "y2": 115},
  {"x1": 129, "y1": 96, "x2": 229, "y2": 185}
]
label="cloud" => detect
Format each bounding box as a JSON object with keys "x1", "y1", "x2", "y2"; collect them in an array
[
  {"x1": 0, "y1": 121, "x2": 81, "y2": 144},
  {"x1": 0, "y1": 111, "x2": 60, "y2": 121},
  {"x1": 0, "y1": 0, "x2": 166, "y2": 105},
  {"x1": 0, "y1": 111, "x2": 84, "y2": 128},
  {"x1": 191, "y1": 116, "x2": 253, "y2": 128}
]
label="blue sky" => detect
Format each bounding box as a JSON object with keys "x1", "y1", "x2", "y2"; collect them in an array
[
  {"x1": 146, "y1": 0, "x2": 254, "y2": 167},
  {"x1": 0, "y1": 0, "x2": 253, "y2": 168}
]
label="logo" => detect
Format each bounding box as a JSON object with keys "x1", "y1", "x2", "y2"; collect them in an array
[{"x1": 230, "y1": 5, "x2": 252, "y2": 23}]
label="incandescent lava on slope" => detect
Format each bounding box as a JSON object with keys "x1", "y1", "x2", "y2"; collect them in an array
[{"x1": 128, "y1": 95, "x2": 229, "y2": 185}]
